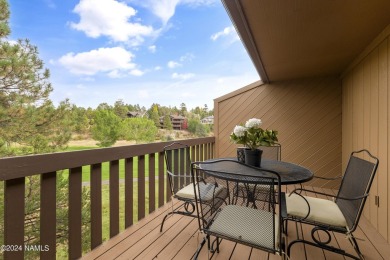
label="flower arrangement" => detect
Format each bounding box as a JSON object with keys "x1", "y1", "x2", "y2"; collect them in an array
[{"x1": 230, "y1": 118, "x2": 278, "y2": 150}]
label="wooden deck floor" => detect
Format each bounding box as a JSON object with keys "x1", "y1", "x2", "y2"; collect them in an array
[{"x1": 82, "y1": 187, "x2": 390, "y2": 260}]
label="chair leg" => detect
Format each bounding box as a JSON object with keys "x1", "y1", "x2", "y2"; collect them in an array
[
  {"x1": 348, "y1": 234, "x2": 365, "y2": 260},
  {"x1": 287, "y1": 238, "x2": 361, "y2": 260},
  {"x1": 193, "y1": 234, "x2": 209, "y2": 260},
  {"x1": 160, "y1": 211, "x2": 174, "y2": 232}
]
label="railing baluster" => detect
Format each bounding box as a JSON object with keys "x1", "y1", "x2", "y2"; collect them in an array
[
  {"x1": 4, "y1": 178, "x2": 25, "y2": 260},
  {"x1": 158, "y1": 152, "x2": 165, "y2": 206},
  {"x1": 166, "y1": 150, "x2": 172, "y2": 202},
  {"x1": 69, "y1": 166, "x2": 82, "y2": 260},
  {"x1": 109, "y1": 160, "x2": 119, "y2": 238},
  {"x1": 200, "y1": 144, "x2": 204, "y2": 161},
  {"x1": 40, "y1": 172, "x2": 57, "y2": 260},
  {"x1": 125, "y1": 158, "x2": 133, "y2": 228},
  {"x1": 138, "y1": 155, "x2": 145, "y2": 220},
  {"x1": 149, "y1": 153, "x2": 156, "y2": 213},
  {"x1": 0, "y1": 137, "x2": 215, "y2": 258},
  {"x1": 90, "y1": 164, "x2": 102, "y2": 249},
  {"x1": 173, "y1": 149, "x2": 179, "y2": 192}
]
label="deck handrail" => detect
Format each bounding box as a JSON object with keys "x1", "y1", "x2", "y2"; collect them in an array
[{"x1": 0, "y1": 137, "x2": 215, "y2": 260}]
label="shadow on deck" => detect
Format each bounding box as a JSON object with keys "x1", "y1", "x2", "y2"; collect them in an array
[{"x1": 82, "y1": 187, "x2": 390, "y2": 260}]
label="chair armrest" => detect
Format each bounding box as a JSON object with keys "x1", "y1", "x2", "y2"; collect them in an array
[
  {"x1": 290, "y1": 187, "x2": 369, "y2": 201},
  {"x1": 167, "y1": 170, "x2": 192, "y2": 178},
  {"x1": 313, "y1": 175, "x2": 342, "y2": 181},
  {"x1": 289, "y1": 188, "x2": 337, "y2": 199}
]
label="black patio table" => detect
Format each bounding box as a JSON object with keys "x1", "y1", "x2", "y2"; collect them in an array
[{"x1": 199, "y1": 158, "x2": 314, "y2": 185}]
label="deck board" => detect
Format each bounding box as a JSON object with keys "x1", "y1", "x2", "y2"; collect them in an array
[{"x1": 82, "y1": 187, "x2": 389, "y2": 260}]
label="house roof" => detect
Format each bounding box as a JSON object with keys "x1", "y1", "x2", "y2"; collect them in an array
[{"x1": 222, "y1": 0, "x2": 390, "y2": 83}]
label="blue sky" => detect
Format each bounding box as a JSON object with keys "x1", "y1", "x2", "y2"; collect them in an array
[{"x1": 8, "y1": 0, "x2": 259, "y2": 109}]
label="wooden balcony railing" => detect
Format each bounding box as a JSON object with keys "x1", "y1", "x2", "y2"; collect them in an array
[{"x1": 0, "y1": 137, "x2": 215, "y2": 260}]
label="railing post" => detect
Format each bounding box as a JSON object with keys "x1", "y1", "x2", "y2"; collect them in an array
[
  {"x1": 109, "y1": 160, "x2": 119, "y2": 238},
  {"x1": 125, "y1": 158, "x2": 134, "y2": 228},
  {"x1": 149, "y1": 153, "x2": 156, "y2": 213},
  {"x1": 69, "y1": 167, "x2": 82, "y2": 260},
  {"x1": 4, "y1": 178, "x2": 25, "y2": 260},
  {"x1": 138, "y1": 155, "x2": 146, "y2": 220},
  {"x1": 90, "y1": 164, "x2": 102, "y2": 249},
  {"x1": 40, "y1": 172, "x2": 57, "y2": 260}
]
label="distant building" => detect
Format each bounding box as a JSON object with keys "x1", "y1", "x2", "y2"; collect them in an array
[
  {"x1": 201, "y1": 115, "x2": 214, "y2": 124},
  {"x1": 127, "y1": 111, "x2": 144, "y2": 118},
  {"x1": 159, "y1": 115, "x2": 188, "y2": 130}
]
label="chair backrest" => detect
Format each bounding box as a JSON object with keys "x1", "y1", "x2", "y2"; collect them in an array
[
  {"x1": 164, "y1": 142, "x2": 192, "y2": 195},
  {"x1": 192, "y1": 159, "x2": 283, "y2": 254},
  {"x1": 259, "y1": 144, "x2": 281, "y2": 161},
  {"x1": 336, "y1": 149, "x2": 379, "y2": 232}
]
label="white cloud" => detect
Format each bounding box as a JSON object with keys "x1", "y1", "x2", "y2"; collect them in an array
[
  {"x1": 70, "y1": 0, "x2": 154, "y2": 44},
  {"x1": 58, "y1": 47, "x2": 136, "y2": 76},
  {"x1": 154, "y1": 66, "x2": 162, "y2": 71},
  {"x1": 179, "y1": 53, "x2": 195, "y2": 62},
  {"x1": 172, "y1": 72, "x2": 195, "y2": 80},
  {"x1": 130, "y1": 69, "x2": 144, "y2": 76},
  {"x1": 148, "y1": 45, "x2": 156, "y2": 53},
  {"x1": 167, "y1": 61, "x2": 182, "y2": 69},
  {"x1": 211, "y1": 26, "x2": 239, "y2": 42},
  {"x1": 132, "y1": 0, "x2": 217, "y2": 24}
]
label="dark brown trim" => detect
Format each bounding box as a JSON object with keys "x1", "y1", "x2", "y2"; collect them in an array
[
  {"x1": 0, "y1": 137, "x2": 215, "y2": 181},
  {"x1": 125, "y1": 158, "x2": 134, "y2": 228},
  {"x1": 4, "y1": 178, "x2": 25, "y2": 259},
  {"x1": 221, "y1": 0, "x2": 268, "y2": 82},
  {"x1": 69, "y1": 167, "x2": 82, "y2": 259},
  {"x1": 40, "y1": 172, "x2": 57, "y2": 260},
  {"x1": 109, "y1": 160, "x2": 119, "y2": 238},
  {"x1": 90, "y1": 163, "x2": 102, "y2": 249}
]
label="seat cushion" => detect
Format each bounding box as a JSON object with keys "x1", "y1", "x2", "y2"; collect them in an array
[
  {"x1": 208, "y1": 205, "x2": 279, "y2": 250},
  {"x1": 286, "y1": 193, "x2": 347, "y2": 228},
  {"x1": 176, "y1": 182, "x2": 225, "y2": 202}
]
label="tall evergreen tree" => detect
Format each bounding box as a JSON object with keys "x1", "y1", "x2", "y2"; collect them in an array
[{"x1": 0, "y1": 0, "x2": 71, "y2": 155}]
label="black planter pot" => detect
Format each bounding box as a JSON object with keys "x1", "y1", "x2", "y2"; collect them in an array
[{"x1": 244, "y1": 148, "x2": 263, "y2": 167}]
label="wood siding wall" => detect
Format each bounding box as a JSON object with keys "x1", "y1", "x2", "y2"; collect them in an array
[
  {"x1": 214, "y1": 77, "x2": 342, "y2": 187},
  {"x1": 342, "y1": 29, "x2": 390, "y2": 242}
]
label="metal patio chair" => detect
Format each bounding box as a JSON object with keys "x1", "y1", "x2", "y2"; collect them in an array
[
  {"x1": 238, "y1": 144, "x2": 282, "y2": 205},
  {"x1": 192, "y1": 159, "x2": 287, "y2": 259},
  {"x1": 260, "y1": 143, "x2": 282, "y2": 161},
  {"x1": 160, "y1": 142, "x2": 225, "y2": 232},
  {"x1": 285, "y1": 149, "x2": 379, "y2": 259}
]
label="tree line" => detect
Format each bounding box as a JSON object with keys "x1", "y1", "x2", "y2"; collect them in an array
[{"x1": 0, "y1": 0, "x2": 214, "y2": 257}]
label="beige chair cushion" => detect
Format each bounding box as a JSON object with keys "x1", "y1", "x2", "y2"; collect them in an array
[
  {"x1": 176, "y1": 182, "x2": 225, "y2": 202},
  {"x1": 209, "y1": 205, "x2": 279, "y2": 249},
  {"x1": 286, "y1": 193, "x2": 347, "y2": 228}
]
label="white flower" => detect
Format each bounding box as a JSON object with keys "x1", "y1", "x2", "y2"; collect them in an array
[
  {"x1": 245, "y1": 118, "x2": 262, "y2": 128},
  {"x1": 233, "y1": 125, "x2": 247, "y2": 137}
]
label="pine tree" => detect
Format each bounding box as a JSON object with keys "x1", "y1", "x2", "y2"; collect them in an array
[{"x1": 0, "y1": 0, "x2": 71, "y2": 156}]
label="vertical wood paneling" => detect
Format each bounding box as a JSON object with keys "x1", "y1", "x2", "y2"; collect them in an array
[
  {"x1": 342, "y1": 35, "x2": 390, "y2": 242},
  {"x1": 378, "y1": 39, "x2": 388, "y2": 239},
  {"x1": 388, "y1": 37, "x2": 390, "y2": 242}
]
